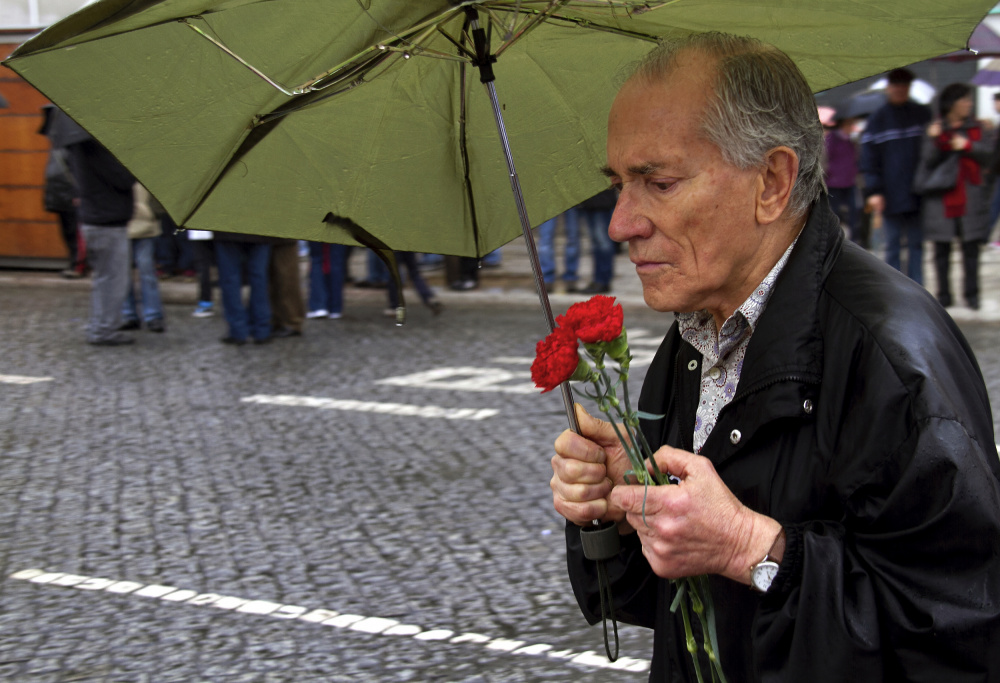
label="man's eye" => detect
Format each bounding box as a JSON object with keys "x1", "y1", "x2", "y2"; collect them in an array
[{"x1": 651, "y1": 179, "x2": 675, "y2": 192}]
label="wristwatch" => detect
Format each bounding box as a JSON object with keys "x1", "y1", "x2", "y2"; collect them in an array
[
  {"x1": 750, "y1": 555, "x2": 780, "y2": 593},
  {"x1": 750, "y1": 529, "x2": 785, "y2": 593}
]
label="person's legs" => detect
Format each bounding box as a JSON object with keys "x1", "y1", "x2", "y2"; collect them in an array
[
  {"x1": 882, "y1": 214, "x2": 902, "y2": 273},
  {"x1": 246, "y1": 243, "x2": 273, "y2": 342},
  {"x1": 326, "y1": 243, "x2": 346, "y2": 316},
  {"x1": 83, "y1": 225, "x2": 131, "y2": 343},
  {"x1": 562, "y1": 207, "x2": 580, "y2": 288},
  {"x1": 933, "y1": 241, "x2": 952, "y2": 307},
  {"x1": 537, "y1": 218, "x2": 557, "y2": 286},
  {"x1": 133, "y1": 237, "x2": 163, "y2": 324},
  {"x1": 961, "y1": 239, "x2": 981, "y2": 309},
  {"x1": 269, "y1": 241, "x2": 304, "y2": 333},
  {"x1": 901, "y1": 213, "x2": 924, "y2": 285},
  {"x1": 192, "y1": 240, "x2": 214, "y2": 305},
  {"x1": 57, "y1": 209, "x2": 80, "y2": 273},
  {"x1": 215, "y1": 241, "x2": 249, "y2": 341},
  {"x1": 584, "y1": 208, "x2": 615, "y2": 289},
  {"x1": 122, "y1": 240, "x2": 139, "y2": 326},
  {"x1": 307, "y1": 242, "x2": 328, "y2": 314}
]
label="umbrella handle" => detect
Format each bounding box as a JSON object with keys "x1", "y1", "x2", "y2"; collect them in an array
[{"x1": 466, "y1": 9, "x2": 580, "y2": 435}]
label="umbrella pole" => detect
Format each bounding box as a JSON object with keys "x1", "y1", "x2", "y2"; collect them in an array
[{"x1": 482, "y1": 80, "x2": 580, "y2": 435}]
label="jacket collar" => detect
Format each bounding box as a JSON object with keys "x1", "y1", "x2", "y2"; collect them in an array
[{"x1": 734, "y1": 194, "x2": 842, "y2": 399}]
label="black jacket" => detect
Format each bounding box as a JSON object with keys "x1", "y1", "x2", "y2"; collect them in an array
[
  {"x1": 566, "y1": 196, "x2": 1000, "y2": 682},
  {"x1": 66, "y1": 138, "x2": 135, "y2": 226}
]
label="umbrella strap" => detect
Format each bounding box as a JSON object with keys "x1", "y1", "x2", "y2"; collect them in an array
[
  {"x1": 596, "y1": 560, "x2": 620, "y2": 662},
  {"x1": 580, "y1": 521, "x2": 621, "y2": 661}
]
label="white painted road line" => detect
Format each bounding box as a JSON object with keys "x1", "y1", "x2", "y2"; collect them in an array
[
  {"x1": 240, "y1": 395, "x2": 499, "y2": 421},
  {"x1": 8, "y1": 569, "x2": 649, "y2": 674},
  {"x1": 0, "y1": 374, "x2": 54, "y2": 384},
  {"x1": 376, "y1": 367, "x2": 537, "y2": 394}
]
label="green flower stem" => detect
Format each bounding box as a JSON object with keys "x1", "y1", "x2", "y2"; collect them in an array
[{"x1": 573, "y1": 340, "x2": 721, "y2": 682}]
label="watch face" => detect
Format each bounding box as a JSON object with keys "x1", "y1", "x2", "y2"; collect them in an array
[{"x1": 752, "y1": 560, "x2": 780, "y2": 592}]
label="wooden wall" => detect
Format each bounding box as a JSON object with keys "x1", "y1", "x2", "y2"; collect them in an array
[{"x1": 0, "y1": 39, "x2": 67, "y2": 263}]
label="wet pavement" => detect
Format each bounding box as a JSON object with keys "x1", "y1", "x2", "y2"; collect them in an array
[{"x1": 2, "y1": 237, "x2": 1000, "y2": 682}]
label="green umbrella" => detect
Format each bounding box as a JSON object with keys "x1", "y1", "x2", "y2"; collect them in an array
[{"x1": 3, "y1": 0, "x2": 993, "y2": 423}]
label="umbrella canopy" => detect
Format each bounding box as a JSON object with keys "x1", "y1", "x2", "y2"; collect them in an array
[{"x1": 3, "y1": 0, "x2": 995, "y2": 257}]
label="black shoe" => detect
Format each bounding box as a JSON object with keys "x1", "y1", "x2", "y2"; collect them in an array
[
  {"x1": 253, "y1": 336, "x2": 272, "y2": 345},
  {"x1": 271, "y1": 327, "x2": 301, "y2": 338},
  {"x1": 581, "y1": 282, "x2": 611, "y2": 295},
  {"x1": 937, "y1": 294, "x2": 953, "y2": 308},
  {"x1": 146, "y1": 319, "x2": 166, "y2": 333},
  {"x1": 220, "y1": 336, "x2": 246, "y2": 346},
  {"x1": 564, "y1": 282, "x2": 579, "y2": 294},
  {"x1": 968, "y1": 298, "x2": 980, "y2": 311},
  {"x1": 428, "y1": 299, "x2": 443, "y2": 316},
  {"x1": 88, "y1": 336, "x2": 134, "y2": 347},
  {"x1": 119, "y1": 319, "x2": 141, "y2": 331}
]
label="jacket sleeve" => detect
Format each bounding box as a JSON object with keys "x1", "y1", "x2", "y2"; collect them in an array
[
  {"x1": 565, "y1": 522, "x2": 660, "y2": 629},
  {"x1": 859, "y1": 113, "x2": 883, "y2": 197},
  {"x1": 753, "y1": 417, "x2": 1000, "y2": 682}
]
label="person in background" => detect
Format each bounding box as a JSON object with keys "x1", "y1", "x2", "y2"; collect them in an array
[
  {"x1": 386, "y1": 251, "x2": 443, "y2": 317},
  {"x1": 860, "y1": 67, "x2": 932, "y2": 282},
  {"x1": 536, "y1": 208, "x2": 580, "y2": 294},
  {"x1": 824, "y1": 112, "x2": 861, "y2": 243},
  {"x1": 121, "y1": 183, "x2": 165, "y2": 333},
  {"x1": 39, "y1": 107, "x2": 84, "y2": 279},
  {"x1": 269, "y1": 238, "x2": 306, "y2": 337},
  {"x1": 918, "y1": 83, "x2": 992, "y2": 310},
  {"x1": 65, "y1": 131, "x2": 137, "y2": 346},
  {"x1": 188, "y1": 230, "x2": 215, "y2": 317},
  {"x1": 214, "y1": 232, "x2": 274, "y2": 345},
  {"x1": 986, "y1": 92, "x2": 1000, "y2": 244},
  {"x1": 306, "y1": 241, "x2": 347, "y2": 320},
  {"x1": 576, "y1": 189, "x2": 618, "y2": 294}
]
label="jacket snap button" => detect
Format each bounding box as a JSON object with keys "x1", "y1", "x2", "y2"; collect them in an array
[
  {"x1": 709, "y1": 367, "x2": 721, "y2": 380},
  {"x1": 687, "y1": 360, "x2": 698, "y2": 371},
  {"x1": 729, "y1": 429, "x2": 742, "y2": 445},
  {"x1": 803, "y1": 399, "x2": 814, "y2": 414}
]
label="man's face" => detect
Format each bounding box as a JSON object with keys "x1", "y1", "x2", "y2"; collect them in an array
[
  {"x1": 886, "y1": 81, "x2": 910, "y2": 105},
  {"x1": 604, "y1": 56, "x2": 766, "y2": 318}
]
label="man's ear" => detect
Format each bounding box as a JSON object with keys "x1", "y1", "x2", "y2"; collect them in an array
[{"x1": 755, "y1": 147, "x2": 799, "y2": 225}]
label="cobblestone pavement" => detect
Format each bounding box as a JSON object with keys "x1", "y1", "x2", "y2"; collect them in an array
[
  {"x1": 2, "y1": 282, "x2": 999, "y2": 683},
  {"x1": 0, "y1": 286, "x2": 668, "y2": 683}
]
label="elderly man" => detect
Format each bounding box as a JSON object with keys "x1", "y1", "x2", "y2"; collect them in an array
[{"x1": 551, "y1": 33, "x2": 1000, "y2": 681}]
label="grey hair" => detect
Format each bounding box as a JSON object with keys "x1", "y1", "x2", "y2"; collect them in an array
[{"x1": 630, "y1": 32, "x2": 826, "y2": 217}]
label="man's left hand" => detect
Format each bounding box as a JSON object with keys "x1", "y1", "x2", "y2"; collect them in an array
[{"x1": 608, "y1": 445, "x2": 782, "y2": 584}]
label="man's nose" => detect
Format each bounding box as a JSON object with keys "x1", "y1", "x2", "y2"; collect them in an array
[{"x1": 607, "y1": 188, "x2": 646, "y2": 243}]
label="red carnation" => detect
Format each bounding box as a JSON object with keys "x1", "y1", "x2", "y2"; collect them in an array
[
  {"x1": 556, "y1": 295, "x2": 624, "y2": 344},
  {"x1": 531, "y1": 326, "x2": 584, "y2": 393}
]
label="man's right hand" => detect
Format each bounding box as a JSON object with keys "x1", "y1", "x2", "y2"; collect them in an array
[
  {"x1": 866, "y1": 194, "x2": 885, "y2": 214},
  {"x1": 551, "y1": 404, "x2": 632, "y2": 526}
]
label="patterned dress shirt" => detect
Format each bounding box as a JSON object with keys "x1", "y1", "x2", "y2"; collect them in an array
[{"x1": 677, "y1": 236, "x2": 799, "y2": 453}]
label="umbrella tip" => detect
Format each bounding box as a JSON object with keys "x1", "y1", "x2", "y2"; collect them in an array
[{"x1": 395, "y1": 306, "x2": 406, "y2": 326}]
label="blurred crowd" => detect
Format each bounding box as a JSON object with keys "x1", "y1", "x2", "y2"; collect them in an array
[{"x1": 824, "y1": 67, "x2": 999, "y2": 311}]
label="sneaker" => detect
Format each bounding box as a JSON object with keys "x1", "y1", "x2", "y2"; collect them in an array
[
  {"x1": 306, "y1": 309, "x2": 329, "y2": 319},
  {"x1": 581, "y1": 282, "x2": 611, "y2": 294},
  {"x1": 192, "y1": 301, "x2": 214, "y2": 318},
  {"x1": 146, "y1": 318, "x2": 166, "y2": 333},
  {"x1": 328, "y1": 311, "x2": 342, "y2": 319},
  {"x1": 119, "y1": 319, "x2": 140, "y2": 331}
]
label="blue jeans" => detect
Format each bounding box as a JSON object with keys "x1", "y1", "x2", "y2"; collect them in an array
[
  {"x1": 215, "y1": 241, "x2": 272, "y2": 341},
  {"x1": 307, "y1": 242, "x2": 346, "y2": 314},
  {"x1": 579, "y1": 208, "x2": 615, "y2": 286},
  {"x1": 123, "y1": 237, "x2": 163, "y2": 322},
  {"x1": 538, "y1": 208, "x2": 580, "y2": 284},
  {"x1": 883, "y1": 212, "x2": 923, "y2": 285}
]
